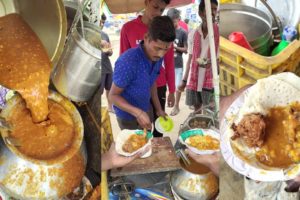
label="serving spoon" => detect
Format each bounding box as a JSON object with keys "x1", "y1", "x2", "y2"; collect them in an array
[{"x1": 143, "y1": 128, "x2": 147, "y2": 138}]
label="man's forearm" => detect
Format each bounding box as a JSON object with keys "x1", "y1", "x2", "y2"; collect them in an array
[
  {"x1": 209, "y1": 162, "x2": 219, "y2": 177},
  {"x1": 151, "y1": 83, "x2": 163, "y2": 112},
  {"x1": 183, "y1": 55, "x2": 192, "y2": 81},
  {"x1": 110, "y1": 94, "x2": 141, "y2": 117},
  {"x1": 175, "y1": 46, "x2": 187, "y2": 53}
]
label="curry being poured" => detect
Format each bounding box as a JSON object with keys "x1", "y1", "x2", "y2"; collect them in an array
[
  {"x1": 0, "y1": 13, "x2": 50, "y2": 123},
  {"x1": 0, "y1": 14, "x2": 76, "y2": 160}
]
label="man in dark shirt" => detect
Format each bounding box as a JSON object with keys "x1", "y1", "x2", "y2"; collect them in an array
[
  {"x1": 98, "y1": 14, "x2": 113, "y2": 112},
  {"x1": 167, "y1": 8, "x2": 187, "y2": 116}
]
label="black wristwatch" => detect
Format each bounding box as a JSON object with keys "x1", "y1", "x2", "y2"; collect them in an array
[{"x1": 182, "y1": 79, "x2": 187, "y2": 83}]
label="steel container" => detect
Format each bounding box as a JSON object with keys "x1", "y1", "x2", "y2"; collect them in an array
[
  {"x1": 241, "y1": 0, "x2": 300, "y2": 29},
  {"x1": 220, "y1": 4, "x2": 273, "y2": 56},
  {"x1": 170, "y1": 167, "x2": 218, "y2": 200},
  {"x1": 0, "y1": 91, "x2": 87, "y2": 199},
  {"x1": 52, "y1": 21, "x2": 102, "y2": 102}
]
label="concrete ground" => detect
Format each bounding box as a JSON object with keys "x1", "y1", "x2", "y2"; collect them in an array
[{"x1": 219, "y1": 158, "x2": 245, "y2": 199}]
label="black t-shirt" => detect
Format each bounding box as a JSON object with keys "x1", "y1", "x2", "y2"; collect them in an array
[
  {"x1": 95, "y1": 31, "x2": 113, "y2": 74},
  {"x1": 174, "y1": 28, "x2": 187, "y2": 68}
]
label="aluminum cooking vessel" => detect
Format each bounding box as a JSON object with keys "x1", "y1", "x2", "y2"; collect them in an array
[
  {"x1": 0, "y1": 91, "x2": 87, "y2": 199},
  {"x1": 52, "y1": 21, "x2": 103, "y2": 102},
  {"x1": 170, "y1": 169, "x2": 218, "y2": 200},
  {"x1": 220, "y1": 4, "x2": 273, "y2": 56}
]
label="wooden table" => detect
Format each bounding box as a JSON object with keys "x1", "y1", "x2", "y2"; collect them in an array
[{"x1": 111, "y1": 137, "x2": 181, "y2": 177}]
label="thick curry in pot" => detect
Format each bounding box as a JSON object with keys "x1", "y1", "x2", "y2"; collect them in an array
[
  {"x1": 0, "y1": 13, "x2": 50, "y2": 123},
  {"x1": 7, "y1": 99, "x2": 75, "y2": 160}
]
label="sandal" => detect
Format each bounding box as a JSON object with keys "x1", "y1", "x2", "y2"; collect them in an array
[{"x1": 170, "y1": 107, "x2": 180, "y2": 116}]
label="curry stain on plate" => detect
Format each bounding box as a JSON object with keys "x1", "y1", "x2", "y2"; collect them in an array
[{"x1": 286, "y1": 165, "x2": 300, "y2": 176}]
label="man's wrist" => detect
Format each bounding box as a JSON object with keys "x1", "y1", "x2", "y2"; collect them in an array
[
  {"x1": 133, "y1": 108, "x2": 143, "y2": 118},
  {"x1": 157, "y1": 109, "x2": 164, "y2": 115},
  {"x1": 182, "y1": 79, "x2": 187, "y2": 84}
]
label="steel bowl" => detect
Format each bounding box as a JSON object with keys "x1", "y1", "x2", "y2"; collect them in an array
[
  {"x1": 179, "y1": 114, "x2": 214, "y2": 134},
  {"x1": 0, "y1": 91, "x2": 87, "y2": 199},
  {"x1": 0, "y1": 0, "x2": 67, "y2": 66},
  {"x1": 187, "y1": 116, "x2": 213, "y2": 130},
  {"x1": 220, "y1": 3, "x2": 273, "y2": 55},
  {"x1": 170, "y1": 169, "x2": 218, "y2": 200}
]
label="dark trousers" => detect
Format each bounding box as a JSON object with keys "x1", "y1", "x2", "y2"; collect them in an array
[{"x1": 151, "y1": 85, "x2": 167, "y2": 137}]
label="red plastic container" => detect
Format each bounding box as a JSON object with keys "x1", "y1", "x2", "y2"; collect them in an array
[{"x1": 228, "y1": 32, "x2": 253, "y2": 51}]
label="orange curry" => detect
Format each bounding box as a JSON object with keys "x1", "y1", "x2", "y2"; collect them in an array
[
  {"x1": 0, "y1": 13, "x2": 50, "y2": 123},
  {"x1": 180, "y1": 155, "x2": 210, "y2": 175},
  {"x1": 7, "y1": 99, "x2": 75, "y2": 160},
  {"x1": 122, "y1": 134, "x2": 147, "y2": 153},
  {"x1": 188, "y1": 135, "x2": 220, "y2": 150},
  {"x1": 0, "y1": 14, "x2": 76, "y2": 160},
  {"x1": 256, "y1": 103, "x2": 300, "y2": 168}
]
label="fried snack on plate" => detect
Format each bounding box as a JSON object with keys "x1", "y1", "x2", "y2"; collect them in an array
[
  {"x1": 187, "y1": 135, "x2": 220, "y2": 150},
  {"x1": 180, "y1": 129, "x2": 220, "y2": 155},
  {"x1": 115, "y1": 129, "x2": 153, "y2": 157},
  {"x1": 230, "y1": 73, "x2": 300, "y2": 169}
]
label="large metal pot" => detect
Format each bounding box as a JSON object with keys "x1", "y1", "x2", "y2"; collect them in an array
[
  {"x1": 170, "y1": 159, "x2": 218, "y2": 200},
  {"x1": 52, "y1": 21, "x2": 102, "y2": 102},
  {"x1": 220, "y1": 4, "x2": 273, "y2": 56},
  {"x1": 0, "y1": 0, "x2": 67, "y2": 66},
  {"x1": 180, "y1": 114, "x2": 214, "y2": 133},
  {"x1": 0, "y1": 91, "x2": 87, "y2": 199}
]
